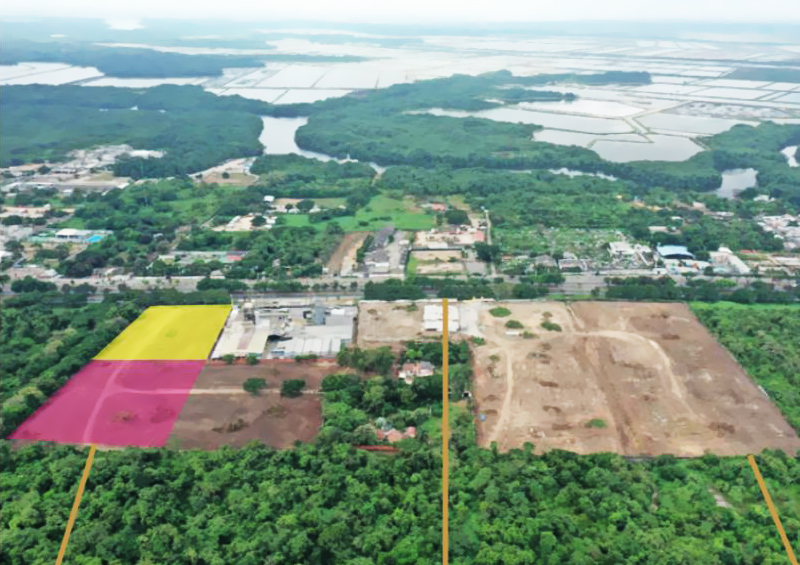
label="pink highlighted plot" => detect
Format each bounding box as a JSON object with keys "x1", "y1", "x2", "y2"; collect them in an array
[{"x1": 9, "y1": 360, "x2": 204, "y2": 447}]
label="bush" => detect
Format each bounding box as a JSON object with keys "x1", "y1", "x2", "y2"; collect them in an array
[
  {"x1": 281, "y1": 379, "x2": 306, "y2": 398},
  {"x1": 505, "y1": 320, "x2": 523, "y2": 329},
  {"x1": 294, "y1": 354, "x2": 319, "y2": 362},
  {"x1": 470, "y1": 336, "x2": 486, "y2": 345},
  {"x1": 246, "y1": 353, "x2": 259, "y2": 366},
  {"x1": 541, "y1": 320, "x2": 562, "y2": 332},
  {"x1": 489, "y1": 307, "x2": 511, "y2": 317},
  {"x1": 243, "y1": 377, "x2": 267, "y2": 396},
  {"x1": 222, "y1": 354, "x2": 235, "y2": 365},
  {"x1": 586, "y1": 418, "x2": 607, "y2": 428},
  {"x1": 522, "y1": 331, "x2": 537, "y2": 339}
]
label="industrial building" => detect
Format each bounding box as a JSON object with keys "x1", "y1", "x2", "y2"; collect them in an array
[
  {"x1": 657, "y1": 245, "x2": 695, "y2": 260},
  {"x1": 709, "y1": 247, "x2": 751, "y2": 275},
  {"x1": 423, "y1": 303, "x2": 460, "y2": 332},
  {"x1": 211, "y1": 299, "x2": 356, "y2": 360}
]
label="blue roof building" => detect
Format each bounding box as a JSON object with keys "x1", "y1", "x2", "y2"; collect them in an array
[{"x1": 657, "y1": 245, "x2": 695, "y2": 260}]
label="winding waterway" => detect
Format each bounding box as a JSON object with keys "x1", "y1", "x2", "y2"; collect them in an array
[{"x1": 258, "y1": 116, "x2": 386, "y2": 173}]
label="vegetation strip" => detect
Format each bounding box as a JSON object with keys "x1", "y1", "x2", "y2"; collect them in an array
[
  {"x1": 747, "y1": 455, "x2": 799, "y2": 565},
  {"x1": 442, "y1": 298, "x2": 450, "y2": 565},
  {"x1": 54, "y1": 444, "x2": 96, "y2": 565}
]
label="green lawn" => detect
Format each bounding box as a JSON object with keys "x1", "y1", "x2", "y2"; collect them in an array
[
  {"x1": 281, "y1": 194, "x2": 435, "y2": 232},
  {"x1": 420, "y1": 401, "x2": 470, "y2": 444}
]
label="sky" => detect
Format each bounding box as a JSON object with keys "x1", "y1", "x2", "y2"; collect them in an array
[{"x1": 3, "y1": 0, "x2": 800, "y2": 24}]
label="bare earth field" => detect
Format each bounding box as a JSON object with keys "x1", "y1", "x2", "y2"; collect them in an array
[
  {"x1": 357, "y1": 301, "x2": 434, "y2": 350},
  {"x1": 327, "y1": 232, "x2": 369, "y2": 275},
  {"x1": 412, "y1": 249, "x2": 466, "y2": 275},
  {"x1": 169, "y1": 360, "x2": 333, "y2": 449},
  {"x1": 471, "y1": 301, "x2": 800, "y2": 456}
]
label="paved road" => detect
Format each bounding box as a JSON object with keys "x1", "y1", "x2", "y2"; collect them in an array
[{"x1": 4, "y1": 268, "x2": 795, "y2": 299}]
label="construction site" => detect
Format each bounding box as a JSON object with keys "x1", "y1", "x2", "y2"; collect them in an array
[
  {"x1": 211, "y1": 298, "x2": 356, "y2": 360},
  {"x1": 356, "y1": 299, "x2": 800, "y2": 457}
]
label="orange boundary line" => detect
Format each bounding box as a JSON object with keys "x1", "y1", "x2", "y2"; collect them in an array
[
  {"x1": 55, "y1": 444, "x2": 97, "y2": 565},
  {"x1": 442, "y1": 298, "x2": 449, "y2": 565},
  {"x1": 747, "y1": 454, "x2": 798, "y2": 565}
]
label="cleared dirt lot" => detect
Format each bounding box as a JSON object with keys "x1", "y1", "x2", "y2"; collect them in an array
[
  {"x1": 471, "y1": 301, "x2": 800, "y2": 456},
  {"x1": 357, "y1": 301, "x2": 434, "y2": 350},
  {"x1": 169, "y1": 360, "x2": 333, "y2": 449},
  {"x1": 411, "y1": 249, "x2": 466, "y2": 275},
  {"x1": 327, "y1": 232, "x2": 369, "y2": 275}
]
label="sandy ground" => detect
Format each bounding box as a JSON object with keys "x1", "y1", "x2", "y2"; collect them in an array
[
  {"x1": 327, "y1": 232, "x2": 369, "y2": 275},
  {"x1": 199, "y1": 158, "x2": 258, "y2": 185},
  {"x1": 471, "y1": 301, "x2": 800, "y2": 456},
  {"x1": 357, "y1": 301, "x2": 433, "y2": 350},
  {"x1": 412, "y1": 249, "x2": 466, "y2": 275},
  {"x1": 169, "y1": 360, "x2": 333, "y2": 449}
]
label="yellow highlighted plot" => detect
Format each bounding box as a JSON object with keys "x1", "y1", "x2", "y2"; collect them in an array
[{"x1": 94, "y1": 305, "x2": 231, "y2": 360}]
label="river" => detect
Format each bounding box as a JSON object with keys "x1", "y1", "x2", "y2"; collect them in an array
[
  {"x1": 715, "y1": 168, "x2": 757, "y2": 199},
  {"x1": 258, "y1": 116, "x2": 386, "y2": 173},
  {"x1": 781, "y1": 145, "x2": 798, "y2": 168}
]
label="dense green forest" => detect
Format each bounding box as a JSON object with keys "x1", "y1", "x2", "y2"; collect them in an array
[
  {"x1": 603, "y1": 277, "x2": 800, "y2": 304},
  {"x1": 692, "y1": 303, "x2": 800, "y2": 433},
  {"x1": 0, "y1": 39, "x2": 367, "y2": 78},
  {"x1": 0, "y1": 85, "x2": 271, "y2": 171},
  {"x1": 3, "y1": 441, "x2": 796, "y2": 565},
  {"x1": 0, "y1": 287, "x2": 230, "y2": 437},
  {"x1": 287, "y1": 72, "x2": 800, "y2": 204}
]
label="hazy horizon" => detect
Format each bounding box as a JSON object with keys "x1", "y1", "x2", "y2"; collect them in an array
[{"x1": 3, "y1": 0, "x2": 800, "y2": 25}]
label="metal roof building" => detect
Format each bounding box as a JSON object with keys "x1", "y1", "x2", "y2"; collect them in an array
[{"x1": 657, "y1": 245, "x2": 695, "y2": 260}]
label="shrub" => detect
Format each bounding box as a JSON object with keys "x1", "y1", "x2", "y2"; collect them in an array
[
  {"x1": 222, "y1": 354, "x2": 235, "y2": 365},
  {"x1": 294, "y1": 353, "x2": 319, "y2": 362},
  {"x1": 489, "y1": 307, "x2": 511, "y2": 317},
  {"x1": 281, "y1": 379, "x2": 306, "y2": 397},
  {"x1": 470, "y1": 336, "x2": 486, "y2": 345},
  {"x1": 505, "y1": 320, "x2": 523, "y2": 329},
  {"x1": 246, "y1": 353, "x2": 259, "y2": 366},
  {"x1": 586, "y1": 418, "x2": 607, "y2": 429},
  {"x1": 541, "y1": 320, "x2": 562, "y2": 332},
  {"x1": 243, "y1": 378, "x2": 267, "y2": 396},
  {"x1": 522, "y1": 331, "x2": 537, "y2": 339}
]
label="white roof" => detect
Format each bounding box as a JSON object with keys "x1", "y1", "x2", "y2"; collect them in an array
[
  {"x1": 56, "y1": 228, "x2": 83, "y2": 237},
  {"x1": 609, "y1": 241, "x2": 634, "y2": 253}
]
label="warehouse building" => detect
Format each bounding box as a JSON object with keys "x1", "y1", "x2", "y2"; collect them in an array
[{"x1": 423, "y1": 303, "x2": 460, "y2": 332}]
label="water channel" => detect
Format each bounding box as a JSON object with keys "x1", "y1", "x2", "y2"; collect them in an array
[
  {"x1": 781, "y1": 145, "x2": 798, "y2": 168},
  {"x1": 715, "y1": 168, "x2": 758, "y2": 200},
  {"x1": 258, "y1": 116, "x2": 386, "y2": 173}
]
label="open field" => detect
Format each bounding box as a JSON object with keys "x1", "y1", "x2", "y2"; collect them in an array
[
  {"x1": 168, "y1": 360, "x2": 333, "y2": 449},
  {"x1": 471, "y1": 301, "x2": 800, "y2": 456},
  {"x1": 357, "y1": 301, "x2": 432, "y2": 349},
  {"x1": 410, "y1": 249, "x2": 466, "y2": 275},
  {"x1": 95, "y1": 305, "x2": 231, "y2": 360},
  {"x1": 10, "y1": 360, "x2": 205, "y2": 447},
  {"x1": 282, "y1": 195, "x2": 435, "y2": 232}
]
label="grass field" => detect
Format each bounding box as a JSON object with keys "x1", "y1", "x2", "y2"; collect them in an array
[
  {"x1": 283, "y1": 194, "x2": 435, "y2": 232},
  {"x1": 94, "y1": 305, "x2": 231, "y2": 360}
]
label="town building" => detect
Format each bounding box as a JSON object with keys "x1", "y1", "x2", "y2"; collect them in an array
[
  {"x1": 657, "y1": 245, "x2": 695, "y2": 260},
  {"x1": 398, "y1": 361, "x2": 435, "y2": 384}
]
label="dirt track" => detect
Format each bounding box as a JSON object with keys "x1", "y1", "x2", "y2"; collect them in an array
[
  {"x1": 327, "y1": 232, "x2": 369, "y2": 275},
  {"x1": 472, "y1": 301, "x2": 800, "y2": 456}
]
